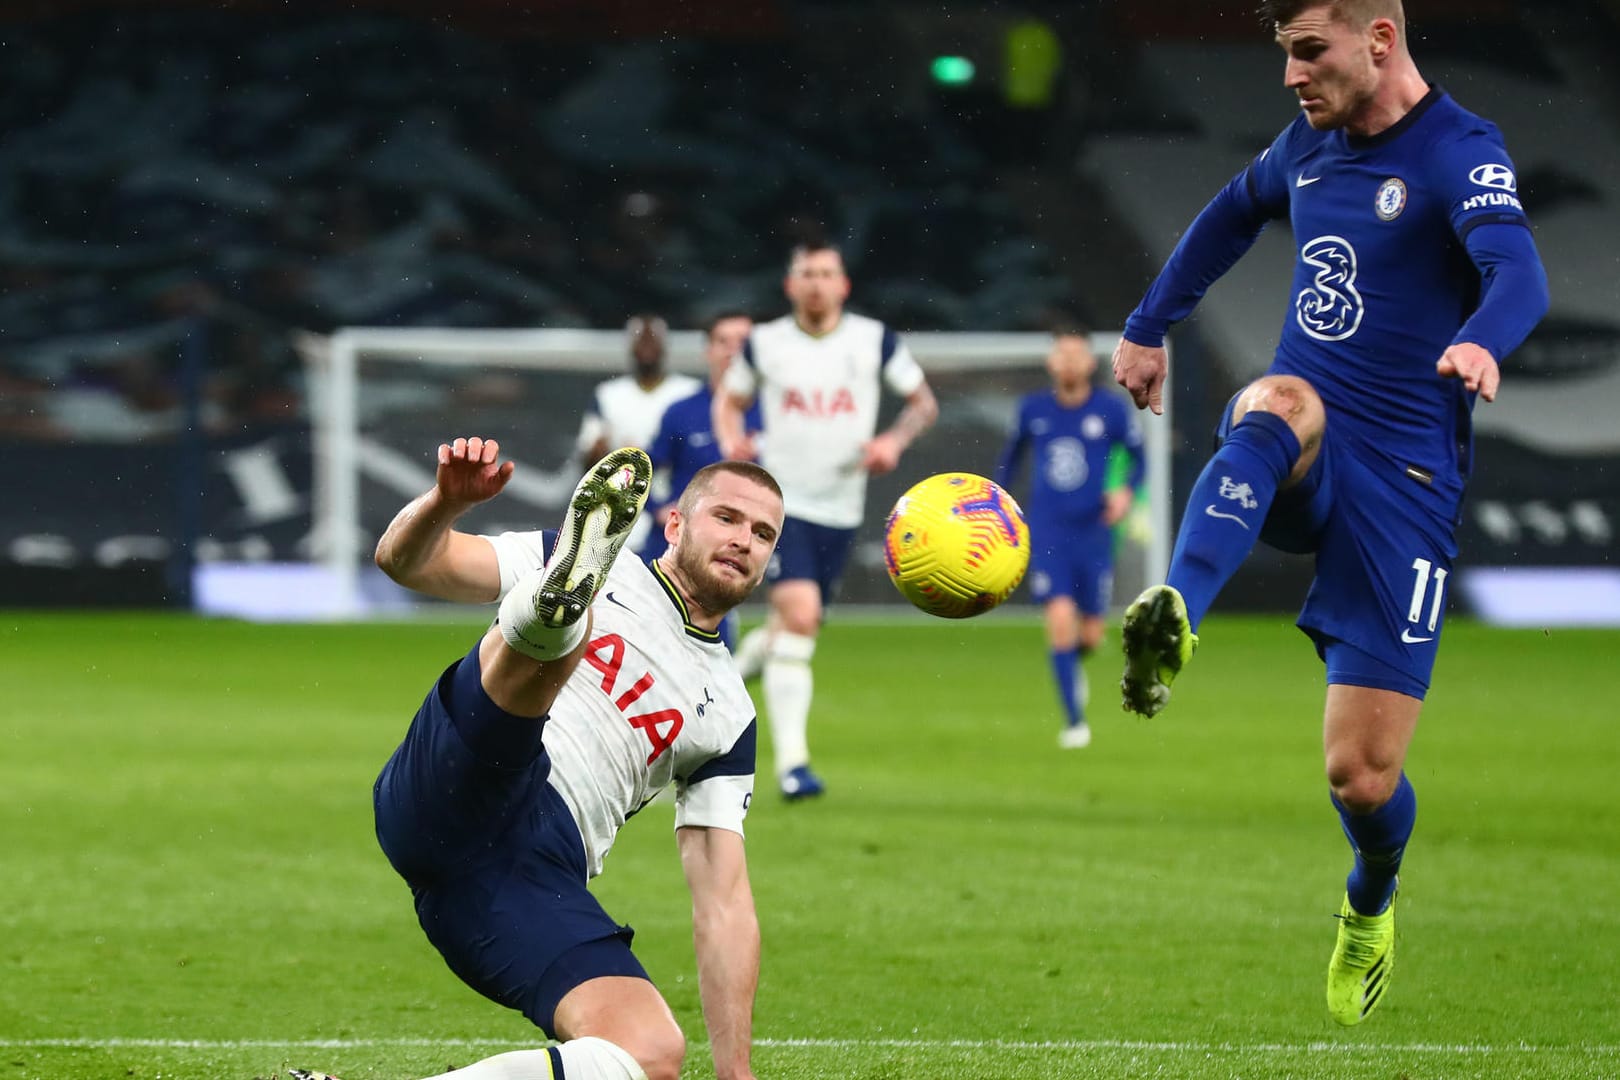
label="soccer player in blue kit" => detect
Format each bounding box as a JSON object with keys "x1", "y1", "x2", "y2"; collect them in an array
[
  {"x1": 1112, "y1": 0, "x2": 1548, "y2": 1025},
  {"x1": 642, "y1": 312, "x2": 760, "y2": 646},
  {"x1": 996, "y1": 327, "x2": 1143, "y2": 750}
]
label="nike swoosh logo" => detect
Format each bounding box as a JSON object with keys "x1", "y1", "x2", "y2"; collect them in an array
[
  {"x1": 1204, "y1": 505, "x2": 1251, "y2": 530},
  {"x1": 603, "y1": 591, "x2": 636, "y2": 613},
  {"x1": 1400, "y1": 628, "x2": 1433, "y2": 644},
  {"x1": 1296, "y1": 175, "x2": 1322, "y2": 187}
]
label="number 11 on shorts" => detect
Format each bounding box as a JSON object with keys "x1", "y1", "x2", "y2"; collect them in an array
[{"x1": 1407, "y1": 557, "x2": 1448, "y2": 635}]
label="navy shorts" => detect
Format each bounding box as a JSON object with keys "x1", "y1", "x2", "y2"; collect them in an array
[
  {"x1": 373, "y1": 645, "x2": 649, "y2": 1036},
  {"x1": 1216, "y1": 396, "x2": 1460, "y2": 699},
  {"x1": 765, "y1": 516, "x2": 857, "y2": 602},
  {"x1": 1027, "y1": 520, "x2": 1114, "y2": 615}
]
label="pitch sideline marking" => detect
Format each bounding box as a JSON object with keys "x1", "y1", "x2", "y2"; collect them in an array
[{"x1": 2, "y1": 1037, "x2": 1617, "y2": 1055}]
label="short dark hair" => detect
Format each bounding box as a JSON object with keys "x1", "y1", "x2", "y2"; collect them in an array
[
  {"x1": 787, "y1": 242, "x2": 843, "y2": 273},
  {"x1": 678, "y1": 460, "x2": 783, "y2": 515},
  {"x1": 703, "y1": 310, "x2": 753, "y2": 340},
  {"x1": 1259, "y1": 0, "x2": 1403, "y2": 30},
  {"x1": 1050, "y1": 319, "x2": 1093, "y2": 341}
]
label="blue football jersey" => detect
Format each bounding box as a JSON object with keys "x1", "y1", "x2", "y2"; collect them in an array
[
  {"x1": 996, "y1": 387, "x2": 1143, "y2": 527},
  {"x1": 649, "y1": 386, "x2": 762, "y2": 507},
  {"x1": 1248, "y1": 88, "x2": 1531, "y2": 504}
]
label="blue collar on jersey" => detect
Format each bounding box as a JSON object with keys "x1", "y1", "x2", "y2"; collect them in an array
[
  {"x1": 650, "y1": 559, "x2": 725, "y2": 643},
  {"x1": 1344, "y1": 83, "x2": 1443, "y2": 151}
]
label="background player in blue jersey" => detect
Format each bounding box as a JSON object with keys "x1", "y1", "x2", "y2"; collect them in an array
[
  {"x1": 995, "y1": 327, "x2": 1143, "y2": 750},
  {"x1": 642, "y1": 313, "x2": 756, "y2": 554},
  {"x1": 1111, "y1": 0, "x2": 1548, "y2": 1026},
  {"x1": 642, "y1": 311, "x2": 761, "y2": 648}
]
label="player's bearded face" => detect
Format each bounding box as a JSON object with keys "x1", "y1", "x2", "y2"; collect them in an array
[
  {"x1": 673, "y1": 531, "x2": 760, "y2": 611},
  {"x1": 667, "y1": 482, "x2": 782, "y2": 613},
  {"x1": 787, "y1": 253, "x2": 850, "y2": 318}
]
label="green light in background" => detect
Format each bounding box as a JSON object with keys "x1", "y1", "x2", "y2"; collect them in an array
[{"x1": 930, "y1": 55, "x2": 976, "y2": 86}]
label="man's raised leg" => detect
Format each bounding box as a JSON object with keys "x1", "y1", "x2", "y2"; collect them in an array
[
  {"x1": 499, "y1": 447, "x2": 652, "y2": 665},
  {"x1": 1121, "y1": 376, "x2": 1320, "y2": 716}
]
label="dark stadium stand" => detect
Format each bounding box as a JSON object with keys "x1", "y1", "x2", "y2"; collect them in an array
[{"x1": 0, "y1": 4, "x2": 1088, "y2": 444}]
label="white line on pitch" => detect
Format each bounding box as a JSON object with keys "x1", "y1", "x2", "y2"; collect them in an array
[{"x1": 1, "y1": 1038, "x2": 1616, "y2": 1055}]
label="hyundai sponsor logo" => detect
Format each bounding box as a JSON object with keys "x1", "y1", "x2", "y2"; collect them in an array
[
  {"x1": 1461, "y1": 191, "x2": 1524, "y2": 212},
  {"x1": 1468, "y1": 163, "x2": 1517, "y2": 191}
]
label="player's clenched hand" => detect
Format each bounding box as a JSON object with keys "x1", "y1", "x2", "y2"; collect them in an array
[
  {"x1": 718, "y1": 433, "x2": 758, "y2": 462},
  {"x1": 1112, "y1": 339, "x2": 1169, "y2": 415},
  {"x1": 436, "y1": 436, "x2": 514, "y2": 507},
  {"x1": 1103, "y1": 487, "x2": 1134, "y2": 527},
  {"x1": 1435, "y1": 343, "x2": 1501, "y2": 403},
  {"x1": 861, "y1": 432, "x2": 904, "y2": 475}
]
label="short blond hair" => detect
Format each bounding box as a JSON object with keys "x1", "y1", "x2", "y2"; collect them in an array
[
  {"x1": 1261, "y1": 0, "x2": 1404, "y2": 32},
  {"x1": 676, "y1": 461, "x2": 782, "y2": 516}
]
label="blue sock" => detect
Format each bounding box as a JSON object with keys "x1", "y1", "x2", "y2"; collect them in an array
[
  {"x1": 1167, "y1": 411, "x2": 1300, "y2": 629},
  {"x1": 1050, "y1": 649, "x2": 1080, "y2": 727},
  {"x1": 1333, "y1": 773, "x2": 1416, "y2": 916}
]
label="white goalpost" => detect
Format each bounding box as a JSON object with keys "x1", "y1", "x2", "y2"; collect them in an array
[{"x1": 303, "y1": 327, "x2": 1171, "y2": 619}]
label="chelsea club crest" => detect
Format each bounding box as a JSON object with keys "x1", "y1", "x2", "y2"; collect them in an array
[{"x1": 1375, "y1": 177, "x2": 1407, "y2": 221}]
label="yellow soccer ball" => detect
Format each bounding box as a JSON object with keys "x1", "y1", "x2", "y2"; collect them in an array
[{"x1": 882, "y1": 473, "x2": 1030, "y2": 619}]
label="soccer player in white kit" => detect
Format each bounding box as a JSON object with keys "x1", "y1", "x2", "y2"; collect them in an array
[
  {"x1": 712, "y1": 243, "x2": 938, "y2": 800},
  {"x1": 576, "y1": 315, "x2": 702, "y2": 554},
  {"x1": 325, "y1": 442, "x2": 783, "y2": 1080}
]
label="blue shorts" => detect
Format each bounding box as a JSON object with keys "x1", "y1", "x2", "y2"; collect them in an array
[
  {"x1": 1217, "y1": 396, "x2": 1459, "y2": 699},
  {"x1": 373, "y1": 645, "x2": 649, "y2": 1036},
  {"x1": 766, "y1": 516, "x2": 857, "y2": 602},
  {"x1": 1027, "y1": 520, "x2": 1114, "y2": 615}
]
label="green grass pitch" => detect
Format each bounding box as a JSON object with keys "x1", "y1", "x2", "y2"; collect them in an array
[{"x1": 1, "y1": 611, "x2": 1617, "y2": 1079}]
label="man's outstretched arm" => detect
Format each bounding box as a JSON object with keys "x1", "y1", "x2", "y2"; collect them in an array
[
  {"x1": 1116, "y1": 166, "x2": 1280, "y2": 413},
  {"x1": 678, "y1": 824, "x2": 759, "y2": 1080},
  {"x1": 374, "y1": 436, "x2": 510, "y2": 603}
]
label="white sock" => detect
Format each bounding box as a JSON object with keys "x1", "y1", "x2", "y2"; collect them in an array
[
  {"x1": 420, "y1": 1048, "x2": 555, "y2": 1080},
  {"x1": 498, "y1": 573, "x2": 588, "y2": 662},
  {"x1": 556, "y1": 1037, "x2": 649, "y2": 1079},
  {"x1": 731, "y1": 625, "x2": 770, "y2": 680},
  {"x1": 420, "y1": 1038, "x2": 647, "y2": 1080},
  {"x1": 764, "y1": 631, "x2": 816, "y2": 776}
]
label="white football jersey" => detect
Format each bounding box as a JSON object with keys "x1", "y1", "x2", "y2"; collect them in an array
[
  {"x1": 483, "y1": 530, "x2": 756, "y2": 878},
  {"x1": 575, "y1": 372, "x2": 703, "y2": 455},
  {"x1": 721, "y1": 312, "x2": 925, "y2": 528},
  {"x1": 576, "y1": 373, "x2": 701, "y2": 550}
]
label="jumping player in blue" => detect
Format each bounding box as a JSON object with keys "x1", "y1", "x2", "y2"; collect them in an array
[
  {"x1": 1113, "y1": 0, "x2": 1548, "y2": 1025},
  {"x1": 996, "y1": 327, "x2": 1143, "y2": 750}
]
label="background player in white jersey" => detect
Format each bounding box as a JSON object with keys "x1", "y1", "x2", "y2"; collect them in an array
[
  {"x1": 577, "y1": 314, "x2": 702, "y2": 555},
  {"x1": 325, "y1": 443, "x2": 782, "y2": 1080},
  {"x1": 713, "y1": 242, "x2": 938, "y2": 800}
]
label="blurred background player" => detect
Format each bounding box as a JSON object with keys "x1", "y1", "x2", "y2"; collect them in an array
[
  {"x1": 358, "y1": 440, "x2": 783, "y2": 1080},
  {"x1": 577, "y1": 314, "x2": 702, "y2": 554},
  {"x1": 642, "y1": 311, "x2": 761, "y2": 651},
  {"x1": 1112, "y1": 0, "x2": 1548, "y2": 1025},
  {"x1": 996, "y1": 326, "x2": 1143, "y2": 749},
  {"x1": 714, "y1": 242, "x2": 938, "y2": 800}
]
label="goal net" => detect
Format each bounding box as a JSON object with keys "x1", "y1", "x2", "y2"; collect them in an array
[{"x1": 304, "y1": 327, "x2": 1172, "y2": 618}]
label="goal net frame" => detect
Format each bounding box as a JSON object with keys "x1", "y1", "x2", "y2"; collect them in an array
[{"x1": 307, "y1": 327, "x2": 1171, "y2": 618}]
